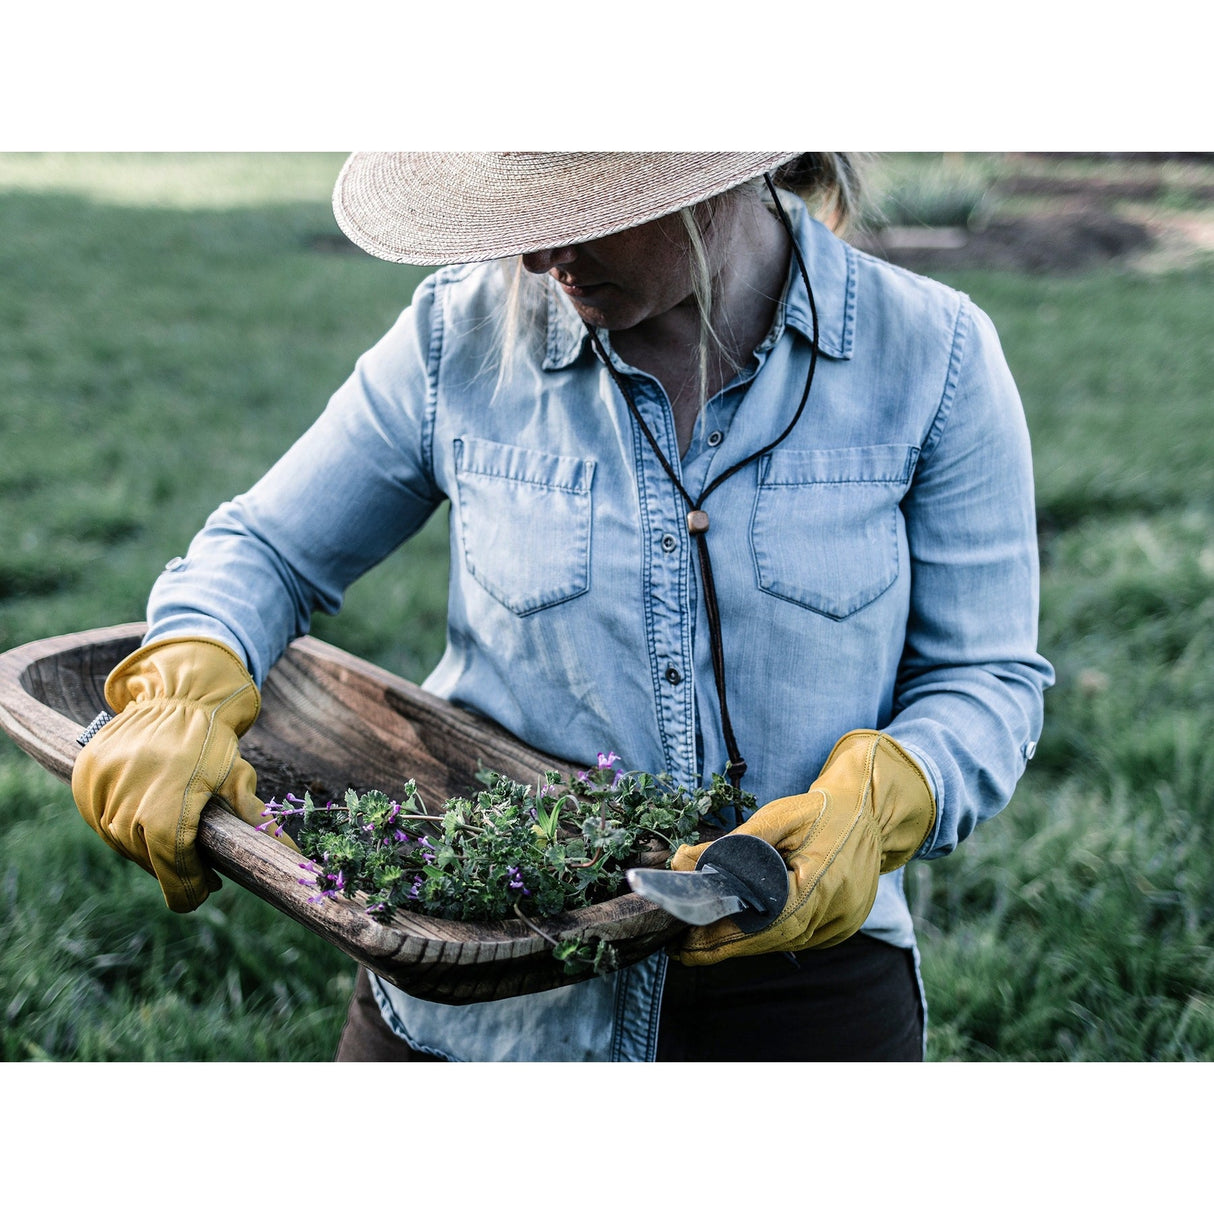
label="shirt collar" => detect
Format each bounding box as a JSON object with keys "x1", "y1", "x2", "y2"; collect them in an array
[{"x1": 540, "y1": 191, "x2": 857, "y2": 371}]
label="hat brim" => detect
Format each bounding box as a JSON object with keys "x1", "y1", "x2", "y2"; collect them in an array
[{"x1": 332, "y1": 151, "x2": 799, "y2": 265}]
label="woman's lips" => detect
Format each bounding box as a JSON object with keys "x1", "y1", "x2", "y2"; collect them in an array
[{"x1": 554, "y1": 275, "x2": 603, "y2": 299}]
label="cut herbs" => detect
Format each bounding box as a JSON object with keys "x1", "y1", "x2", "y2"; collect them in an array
[{"x1": 258, "y1": 753, "x2": 754, "y2": 928}]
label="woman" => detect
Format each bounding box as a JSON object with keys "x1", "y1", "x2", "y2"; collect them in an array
[{"x1": 72, "y1": 152, "x2": 1053, "y2": 1061}]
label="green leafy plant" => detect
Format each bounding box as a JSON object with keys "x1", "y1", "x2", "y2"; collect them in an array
[
  {"x1": 259, "y1": 753, "x2": 755, "y2": 974},
  {"x1": 862, "y1": 155, "x2": 996, "y2": 231}
]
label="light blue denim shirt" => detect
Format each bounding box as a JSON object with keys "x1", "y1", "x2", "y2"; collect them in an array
[{"x1": 145, "y1": 195, "x2": 1053, "y2": 1060}]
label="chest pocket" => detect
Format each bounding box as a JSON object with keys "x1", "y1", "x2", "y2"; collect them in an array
[
  {"x1": 453, "y1": 436, "x2": 595, "y2": 616},
  {"x1": 750, "y1": 444, "x2": 919, "y2": 619}
]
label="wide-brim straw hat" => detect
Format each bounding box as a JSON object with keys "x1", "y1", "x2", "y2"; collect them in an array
[{"x1": 332, "y1": 152, "x2": 798, "y2": 265}]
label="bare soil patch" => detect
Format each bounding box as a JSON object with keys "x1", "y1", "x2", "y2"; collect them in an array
[
  {"x1": 856, "y1": 211, "x2": 1156, "y2": 275},
  {"x1": 854, "y1": 156, "x2": 1214, "y2": 275}
]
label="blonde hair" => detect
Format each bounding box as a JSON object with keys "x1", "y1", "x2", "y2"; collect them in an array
[{"x1": 771, "y1": 152, "x2": 867, "y2": 235}]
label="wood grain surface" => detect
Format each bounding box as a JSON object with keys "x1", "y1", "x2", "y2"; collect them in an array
[{"x1": 0, "y1": 624, "x2": 683, "y2": 1003}]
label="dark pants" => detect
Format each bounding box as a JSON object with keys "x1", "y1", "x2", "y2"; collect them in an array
[
  {"x1": 334, "y1": 933, "x2": 923, "y2": 1062},
  {"x1": 655, "y1": 933, "x2": 923, "y2": 1061}
]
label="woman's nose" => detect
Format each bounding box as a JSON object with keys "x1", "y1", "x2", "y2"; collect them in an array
[{"x1": 521, "y1": 245, "x2": 577, "y2": 275}]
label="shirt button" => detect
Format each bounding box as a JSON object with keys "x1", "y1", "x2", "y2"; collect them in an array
[
  {"x1": 661, "y1": 534, "x2": 677, "y2": 553},
  {"x1": 665, "y1": 666, "x2": 682, "y2": 685},
  {"x1": 707, "y1": 430, "x2": 724, "y2": 447}
]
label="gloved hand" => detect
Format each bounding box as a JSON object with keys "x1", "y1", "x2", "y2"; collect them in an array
[
  {"x1": 671, "y1": 730, "x2": 936, "y2": 965},
  {"x1": 72, "y1": 636, "x2": 294, "y2": 912}
]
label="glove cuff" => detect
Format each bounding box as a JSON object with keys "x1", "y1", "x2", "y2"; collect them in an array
[{"x1": 104, "y1": 636, "x2": 260, "y2": 736}]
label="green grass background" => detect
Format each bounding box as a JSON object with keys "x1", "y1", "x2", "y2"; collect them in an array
[{"x1": 2, "y1": 153, "x2": 1211, "y2": 1061}]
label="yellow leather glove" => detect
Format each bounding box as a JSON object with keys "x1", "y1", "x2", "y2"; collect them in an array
[
  {"x1": 671, "y1": 730, "x2": 936, "y2": 965},
  {"x1": 71, "y1": 636, "x2": 293, "y2": 913}
]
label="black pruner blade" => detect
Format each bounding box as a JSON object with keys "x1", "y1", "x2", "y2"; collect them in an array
[{"x1": 627, "y1": 833, "x2": 788, "y2": 933}]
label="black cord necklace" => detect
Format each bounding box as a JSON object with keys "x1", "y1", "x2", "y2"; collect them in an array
[{"x1": 584, "y1": 174, "x2": 821, "y2": 792}]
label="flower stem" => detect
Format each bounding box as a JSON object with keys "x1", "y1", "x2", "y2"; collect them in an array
[{"x1": 512, "y1": 901, "x2": 560, "y2": 946}]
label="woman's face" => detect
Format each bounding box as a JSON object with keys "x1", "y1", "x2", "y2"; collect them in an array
[{"x1": 520, "y1": 213, "x2": 701, "y2": 334}]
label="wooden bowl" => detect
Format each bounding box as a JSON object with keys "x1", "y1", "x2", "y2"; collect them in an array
[{"x1": 0, "y1": 624, "x2": 683, "y2": 1004}]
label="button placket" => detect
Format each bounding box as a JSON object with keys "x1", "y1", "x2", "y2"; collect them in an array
[{"x1": 625, "y1": 376, "x2": 698, "y2": 786}]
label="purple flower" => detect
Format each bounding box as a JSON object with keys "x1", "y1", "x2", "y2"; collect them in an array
[{"x1": 597, "y1": 751, "x2": 621, "y2": 769}]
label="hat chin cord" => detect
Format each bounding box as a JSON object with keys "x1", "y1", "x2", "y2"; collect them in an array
[{"x1": 585, "y1": 174, "x2": 820, "y2": 817}]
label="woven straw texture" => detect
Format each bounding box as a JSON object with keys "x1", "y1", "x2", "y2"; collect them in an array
[{"x1": 332, "y1": 152, "x2": 797, "y2": 265}]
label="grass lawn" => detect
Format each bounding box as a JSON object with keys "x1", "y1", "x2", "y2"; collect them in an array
[{"x1": 2, "y1": 153, "x2": 1212, "y2": 1061}]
